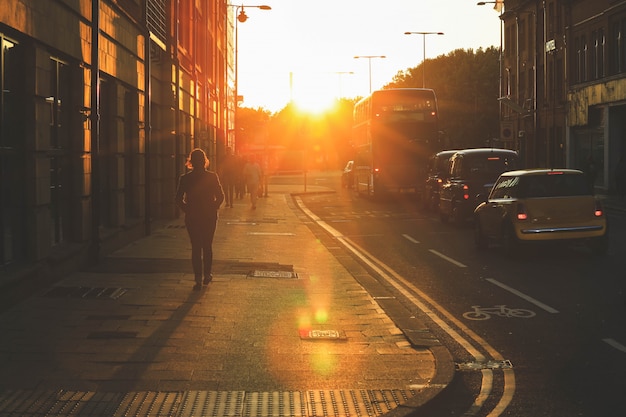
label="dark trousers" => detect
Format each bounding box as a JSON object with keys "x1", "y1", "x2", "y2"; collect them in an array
[
  {"x1": 222, "y1": 180, "x2": 235, "y2": 207},
  {"x1": 185, "y1": 215, "x2": 218, "y2": 282}
]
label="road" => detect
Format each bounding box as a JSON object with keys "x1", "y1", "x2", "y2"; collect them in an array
[{"x1": 287, "y1": 170, "x2": 626, "y2": 417}]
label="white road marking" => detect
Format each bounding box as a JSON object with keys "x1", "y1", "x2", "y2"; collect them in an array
[
  {"x1": 486, "y1": 279, "x2": 559, "y2": 314},
  {"x1": 428, "y1": 249, "x2": 468, "y2": 268},
  {"x1": 402, "y1": 234, "x2": 420, "y2": 244},
  {"x1": 602, "y1": 338, "x2": 626, "y2": 353},
  {"x1": 294, "y1": 197, "x2": 514, "y2": 417}
]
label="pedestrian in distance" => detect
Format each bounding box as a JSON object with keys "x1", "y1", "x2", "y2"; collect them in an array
[
  {"x1": 235, "y1": 154, "x2": 246, "y2": 199},
  {"x1": 175, "y1": 148, "x2": 225, "y2": 291},
  {"x1": 219, "y1": 147, "x2": 237, "y2": 208},
  {"x1": 243, "y1": 155, "x2": 263, "y2": 209}
]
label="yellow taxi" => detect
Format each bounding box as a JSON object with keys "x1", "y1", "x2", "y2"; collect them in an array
[{"x1": 473, "y1": 169, "x2": 608, "y2": 255}]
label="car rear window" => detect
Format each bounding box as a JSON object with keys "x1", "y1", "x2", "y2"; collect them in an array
[
  {"x1": 518, "y1": 173, "x2": 592, "y2": 198},
  {"x1": 465, "y1": 154, "x2": 518, "y2": 179}
]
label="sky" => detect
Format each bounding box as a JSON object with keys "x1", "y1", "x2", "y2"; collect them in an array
[{"x1": 234, "y1": 0, "x2": 502, "y2": 113}]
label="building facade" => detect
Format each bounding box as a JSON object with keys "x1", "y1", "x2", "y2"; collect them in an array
[
  {"x1": 567, "y1": 0, "x2": 626, "y2": 194},
  {"x1": 500, "y1": 0, "x2": 626, "y2": 193},
  {"x1": 0, "y1": 0, "x2": 232, "y2": 280}
]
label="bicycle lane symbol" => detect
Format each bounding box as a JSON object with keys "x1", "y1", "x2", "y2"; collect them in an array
[{"x1": 463, "y1": 305, "x2": 536, "y2": 320}]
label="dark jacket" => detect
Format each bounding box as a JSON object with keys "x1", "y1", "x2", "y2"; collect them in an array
[{"x1": 175, "y1": 170, "x2": 225, "y2": 219}]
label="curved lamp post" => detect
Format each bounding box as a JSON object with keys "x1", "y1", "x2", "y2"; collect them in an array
[
  {"x1": 403, "y1": 31, "x2": 444, "y2": 88},
  {"x1": 353, "y1": 55, "x2": 386, "y2": 93},
  {"x1": 227, "y1": 4, "x2": 271, "y2": 151}
]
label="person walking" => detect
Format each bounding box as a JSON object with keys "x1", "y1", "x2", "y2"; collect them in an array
[
  {"x1": 219, "y1": 148, "x2": 237, "y2": 208},
  {"x1": 235, "y1": 154, "x2": 246, "y2": 199},
  {"x1": 243, "y1": 155, "x2": 263, "y2": 209},
  {"x1": 175, "y1": 148, "x2": 225, "y2": 290}
]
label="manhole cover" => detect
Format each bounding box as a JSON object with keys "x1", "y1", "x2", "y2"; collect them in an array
[
  {"x1": 250, "y1": 270, "x2": 298, "y2": 279},
  {"x1": 300, "y1": 329, "x2": 347, "y2": 340}
]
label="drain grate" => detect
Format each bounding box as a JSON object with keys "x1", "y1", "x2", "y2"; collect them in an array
[
  {"x1": 300, "y1": 329, "x2": 347, "y2": 340},
  {"x1": 42, "y1": 287, "x2": 128, "y2": 300},
  {"x1": 456, "y1": 359, "x2": 513, "y2": 371},
  {"x1": 0, "y1": 389, "x2": 416, "y2": 417},
  {"x1": 250, "y1": 270, "x2": 298, "y2": 279}
]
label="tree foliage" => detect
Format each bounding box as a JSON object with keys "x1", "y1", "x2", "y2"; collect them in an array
[{"x1": 387, "y1": 46, "x2": 500, "y2": 148}]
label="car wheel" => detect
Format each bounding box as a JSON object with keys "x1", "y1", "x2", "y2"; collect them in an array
[
  {"x1": 589, "y1": 233, "x2": 608, "y2": 256},
  {"x1": 474, "y1": 219, "x2": 488, "y2": 250},
  {"x1": 501, "y1": 223, "x2": 519, "y2": 256}
]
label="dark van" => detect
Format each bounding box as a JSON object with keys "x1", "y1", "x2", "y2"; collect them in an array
[
  {"x1": 423, "y1": 150, "x2": 459, "y2": 211},
  {"x1": 439, "y1": 148, "x2": 519, "y2": 224}
]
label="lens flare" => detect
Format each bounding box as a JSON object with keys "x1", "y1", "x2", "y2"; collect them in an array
[{"x1": 315, "y1": 308, "x2": 328, "y2": 323}]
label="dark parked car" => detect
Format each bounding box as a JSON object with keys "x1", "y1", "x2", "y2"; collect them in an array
[
  {"x1": 341, "y1": 160, "x2": 355, "y2": 188},
  {"x1": 439, "y1": 148, "x2": 519, "y2": 224},
  {"x1": 473, "y1": 169, "x2": 608, "y2": 255},
  {"x1": 423, "y1": 150, "x2": 458, "y2": 210}
]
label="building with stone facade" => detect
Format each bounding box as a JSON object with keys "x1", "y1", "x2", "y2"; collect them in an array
[
  {"x1": 500, "y1": 0, "x2": 626, "y2": 193},
  {"x1": 0, "y1": 0, "x2": 232, "y2": 280}
]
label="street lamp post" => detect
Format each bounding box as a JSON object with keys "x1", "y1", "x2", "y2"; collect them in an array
[
  {"x1": 353, "y1": 55, "x2": 386, "y2": 93},
  {"x1": 333, "y1": 71, "x2": 354, "y2": 98},
  {"x1": 403, "y1": 31, "x2": 444, "y2": 88},
  {"x1": 477, "y1": 2, "x2": 504, "y2": 123},
  {"x1": 227, "y1": 3, "x2": 271, "y2": 153}
]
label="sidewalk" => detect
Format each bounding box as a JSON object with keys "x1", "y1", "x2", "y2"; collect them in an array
[{"x1": 0, "y1": 181, "x2": 453, "y2": 417}]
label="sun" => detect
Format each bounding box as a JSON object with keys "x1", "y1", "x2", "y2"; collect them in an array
[{"x1": 292, "y1": 94, "x2": 338, "y2": 116}]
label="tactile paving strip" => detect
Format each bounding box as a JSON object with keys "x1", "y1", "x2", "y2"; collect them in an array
[{"x1": 0, "y1": 389, "x2": 416, "y2": 417}]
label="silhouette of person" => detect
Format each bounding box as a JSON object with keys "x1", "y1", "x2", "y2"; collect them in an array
[
  {"x1": 243, "y1": 155, "x2": 263, "y2": 209},
  {"x1": 219, "y1": 147, "x2": 237, "y2": 208},
  {"x1": 175, "y1": 149, "x2": 225, "y2": 290},
  {"x1": 235, "y1": 154, "x2": 246, "y2": 199}
]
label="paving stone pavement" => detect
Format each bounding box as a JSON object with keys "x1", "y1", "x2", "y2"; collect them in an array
[{"x1": 0, "y1": 182, "x2": 453, "y2": 417}]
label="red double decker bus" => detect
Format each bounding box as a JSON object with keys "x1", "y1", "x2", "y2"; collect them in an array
[{"x1": 352, "y1": 88, "x2": 441, "y2": 198}]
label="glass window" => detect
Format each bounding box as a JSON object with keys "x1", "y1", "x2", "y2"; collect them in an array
[
  {"x1": 519, "y1": 173, "x2": 591, "y2": 198},
  {"x1": 0, "y1": 35, "x2": 25, "y2": 265},
  {"x1": 49, "y1": 58, "x2": 71, "y2": 245},
  {"x1": 490, "y1": 176, "x2": 519, "y2": 199}
]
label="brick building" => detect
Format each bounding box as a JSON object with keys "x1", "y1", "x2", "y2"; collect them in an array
[
  {"x1": 0, "y1": 0, "x2": 232, "y2": 280},
  {"x1": 500, "y1": 0, "x2": 626, "y2": 193}
]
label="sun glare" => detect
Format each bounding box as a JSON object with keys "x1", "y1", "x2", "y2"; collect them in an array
[{"x1": 293, "y1": 95, "x2": 338, "y2": 115}]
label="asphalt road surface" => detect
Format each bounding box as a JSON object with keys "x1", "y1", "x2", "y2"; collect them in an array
[{"x1": 292, "y1": 170, "x2": 626, "y2": 417}]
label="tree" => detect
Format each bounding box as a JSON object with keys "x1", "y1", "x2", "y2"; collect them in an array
[{"x1": 387, "y1": 46, "x2": 500, "y2": 149}]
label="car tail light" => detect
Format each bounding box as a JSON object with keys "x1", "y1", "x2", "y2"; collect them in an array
[
  {"x1": 516, "y1": 203, "x2": 528, "y2": 220},
  {"x1": 462, "y1": 184, "x2": 470, "y2": 200},
  {"x1": 594, "y1": 200, "x2": 604, "y2": 217}
]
